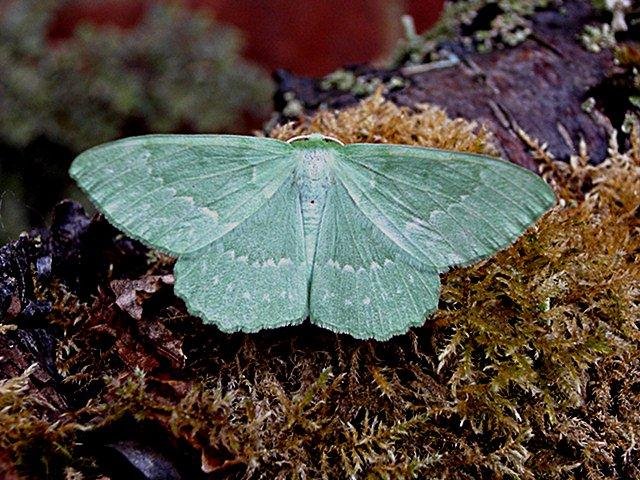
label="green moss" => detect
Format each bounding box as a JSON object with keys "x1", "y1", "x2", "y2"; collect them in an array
[{"x1": 394, "y1": 0, "x2": 553, "y2": 65}]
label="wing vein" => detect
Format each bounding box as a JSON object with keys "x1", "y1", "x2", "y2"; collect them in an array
[
  {"x1": 344, "y1": 158, "x2": 523, "y2": 239},
  {"x1": 338, "y1": 174, "x2": 444, "y2": 268}
]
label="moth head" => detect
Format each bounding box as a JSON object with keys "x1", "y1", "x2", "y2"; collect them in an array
[{"x1": 286, "y1": 133, "x2": 344, "y2": 146}]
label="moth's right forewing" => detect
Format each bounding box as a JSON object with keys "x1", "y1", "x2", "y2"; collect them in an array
[
  {"x1": 335, "y1": 144, "x2": 555, "y2": 271},
  {"x1": 70, "y1": 135, "x2": 296, "y2": 255}
]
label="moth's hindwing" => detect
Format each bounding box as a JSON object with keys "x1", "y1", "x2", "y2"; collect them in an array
[
  {"x1": 309, "y1": 182, "x2": 440, "y2": 340},
  {"x1": 174, "y1": 177, "x2": 308, "y2": 333}
]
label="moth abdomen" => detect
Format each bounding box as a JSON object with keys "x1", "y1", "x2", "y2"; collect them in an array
[{"x1": 293, "y1": 147, "x2": 336, "y2": 272}]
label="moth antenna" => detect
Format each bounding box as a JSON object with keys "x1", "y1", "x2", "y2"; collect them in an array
[{"x1": 286, "y1": 134, "x2": 345, "y2": 146}]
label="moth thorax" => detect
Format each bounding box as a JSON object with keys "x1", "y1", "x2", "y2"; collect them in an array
[{"x1": 298, "y1": 149, "x2": 333, "y2": 183}]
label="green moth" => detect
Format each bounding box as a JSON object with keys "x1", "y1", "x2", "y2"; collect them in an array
[{"x1": 70, "y1": 133, "x2": 555, "y2": 340}]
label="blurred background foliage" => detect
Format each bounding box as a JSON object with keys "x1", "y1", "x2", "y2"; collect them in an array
[
  {"x1": 0, "y1": 1, "x2": 273, "y2": 149},
  {"x1": 0, "y1": 0, "x2": 273, "y2": 244}
]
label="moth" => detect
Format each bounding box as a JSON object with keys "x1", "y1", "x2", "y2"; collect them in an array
[{"x1": 70, "y1": 133, "x2": 555, "y2": 340}]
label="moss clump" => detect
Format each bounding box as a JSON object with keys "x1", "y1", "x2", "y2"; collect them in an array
[
  {"x1": 0, "y1": 364, "x2": 76, "y2": 477},
  {"x1": 1, "y1": 94, "x2": 639, "y2": 479},
  {"x1": 394, "y1": 0, "x2": 554, "y2": 64},
  {"x1": 271, "y1": 89, "x2": 499, "y2": 156}
]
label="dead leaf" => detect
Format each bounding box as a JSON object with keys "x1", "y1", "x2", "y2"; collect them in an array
[
  {"x1": 137, "y1": 318, "x2": 186, "y2": 370},
  {"x1": 200, "y1": 446, "x2": 245, "y2": 474},
  {"x1": 110, "y1": 275, "x2": 174, "y2": 320},
  {"x1": 6, "y1": 295, "x2": 21, "y2": 319}
]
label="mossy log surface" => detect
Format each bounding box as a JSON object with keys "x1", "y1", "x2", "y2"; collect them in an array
[
  {"x1": 1, "y1": 1, "x2": 640, "y2": 479},
  {"x1": 274, "y1": 0, "x2": 618, "y2": 170}
]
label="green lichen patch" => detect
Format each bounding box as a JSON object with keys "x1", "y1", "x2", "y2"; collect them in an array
[
  {"x1": 581, "y1": 23, "x2": 617, "y2": 53},
  {"x1": 394, "y1": 0, "x2": 556, "y2": 65}
]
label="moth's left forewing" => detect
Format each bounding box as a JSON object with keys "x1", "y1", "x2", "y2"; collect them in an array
[
  {"x1": 333, "y1": 143, "x2": 556, "y2": 271},
  {"x1": 70, "y1": 135, "x2": 297, "y2": 256}
]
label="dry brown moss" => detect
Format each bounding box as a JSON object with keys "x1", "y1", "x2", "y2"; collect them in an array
[
  {"x1": 0, "y1": 364, "x2": 76, "y2": 478},
  {"x1": 270, "y1": 93, "x2": 640, "y2": 479},
  {"x1": 1, "y1": 94, "x2": 639, "y2": 479},
  {"x1": 270, "y1": 89, "x2": 499, "y2": 156}
]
